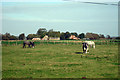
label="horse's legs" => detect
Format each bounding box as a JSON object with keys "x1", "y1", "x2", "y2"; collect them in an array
[
  {"x1": 83, "y1": 46, "x2": 85, "y2": 53},
  {"x1": 90, "y1": 45, "x2": 92, "y2": 48},
  {"x1": 93, "y1": 44, "x2": 95, "y2": 49},
  {"x1": 86, "y1": 47, "x2": 89, "y2": 53},
  {"x1": 83, "y1": 47, "x2": 87, "y2": 53},
  {"x1": 23, "y1": 43, "x2": 26, "y2": 48},
  {"x1": 32, "y1": 42, "x2": 35, "y2": 48},
  {"x1": 84, "y1": 45, "x2": 89, "y2": 53},
  {"x1": 28, "y1": 44, "x2": 31, "y2": 48}
]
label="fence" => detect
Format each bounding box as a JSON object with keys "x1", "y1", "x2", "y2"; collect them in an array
[{"x1": 1, "y1": 40, "x2": 120, "y2": 46}]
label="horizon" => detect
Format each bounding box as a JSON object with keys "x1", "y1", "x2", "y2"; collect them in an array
[
  {"x1": 2, "y1": 29, "x2": 118, "y2": 37},
  {"x1": 1, "y1": 1, "x2": 118, "y2": 37}
]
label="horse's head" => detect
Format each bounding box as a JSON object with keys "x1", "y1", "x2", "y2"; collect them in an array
[{"x1": 82, "y1": 43, "x2": 88, "y2": 46}]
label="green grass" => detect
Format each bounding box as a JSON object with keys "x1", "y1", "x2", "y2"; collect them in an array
[{"x1": 2, "y1": 44, "x2": 118, "y2": 78}]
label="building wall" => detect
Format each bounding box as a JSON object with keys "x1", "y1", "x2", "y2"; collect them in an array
[{"x1": 49, "y1": 37, "x2": 60, "y2": 40}]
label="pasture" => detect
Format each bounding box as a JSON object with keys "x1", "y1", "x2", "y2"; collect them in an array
[{"x1": 2, "y1": 40, "x2": 119, "y2": 78}]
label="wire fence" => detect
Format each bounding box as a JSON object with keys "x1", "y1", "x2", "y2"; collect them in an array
[{"x1": 1, "y1": 39, "x2": 120, "y2": 46}]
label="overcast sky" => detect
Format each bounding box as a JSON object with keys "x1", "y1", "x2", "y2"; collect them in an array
[
  {"x1": 1, "y1": 0, "x2": 120, "y2": 2},
  {"x1": 1, "y1": 0, "x2": 119, "y2": 37}
]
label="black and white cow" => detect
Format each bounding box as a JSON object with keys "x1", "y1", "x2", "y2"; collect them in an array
[{"x1": 82, "y1": 42, "x2": 89, "y2": 53}]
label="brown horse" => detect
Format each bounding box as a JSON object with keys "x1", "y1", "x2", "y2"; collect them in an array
[{"x1": 23, "y1": 41, "x2": 35, "y2": 48}]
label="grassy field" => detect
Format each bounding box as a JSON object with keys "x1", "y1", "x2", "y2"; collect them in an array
[{"x1": 2, "y1": 43, "x2": 119, "y2": 78}]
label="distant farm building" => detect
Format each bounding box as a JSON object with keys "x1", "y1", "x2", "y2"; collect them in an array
[
  {"x1": 32, "y1": 35, "x2": 60, "y2": 40},
  {"x1": 42, "y1": 35, "x2": 49, "y2": 40},
  {"x1": 69, "y1": 35, "x2": 79, "y2": 40},
  {"x1": 83, "y1": 38, "x2": 90, "y2": 40},
  {"x1": 49, "y1": 37, "x2": 60, "y2": 40},
  {"x1": 99, "y1": 38, "x2": 106, "y2": 40},
  {"x1": 32, "y1": 38, "x2": 41, "y2": 40}
]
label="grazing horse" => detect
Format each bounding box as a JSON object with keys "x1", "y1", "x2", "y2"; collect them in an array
[
  {"x1": 23, "y1": 41, "x2": 35, "y2": 48},
  {"x1": 84, "y1": 41, "x2": 95, "y2": 48},
  {"x1": 82, "y1": 42, "x2": 89, "y2": 53}
]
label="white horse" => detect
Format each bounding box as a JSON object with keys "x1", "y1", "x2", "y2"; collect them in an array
[{"x1": 84, "y1": 41, "x2": 95, "y2": 49}]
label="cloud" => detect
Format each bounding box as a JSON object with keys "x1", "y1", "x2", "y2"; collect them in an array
[{"x1": 82, "y1": 2, "x2": 118, "y2": 6}]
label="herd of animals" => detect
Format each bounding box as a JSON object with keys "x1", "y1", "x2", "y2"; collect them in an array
[{"x1": 23, "y1": 41, "x2": 95, "y2": 53}]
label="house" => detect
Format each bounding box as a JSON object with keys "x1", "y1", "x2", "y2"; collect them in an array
[
  {"x1": 83, "y1": 38, "x2": 90, "y2": 40},
  {"x1": 49, "y1": 37, "x2": 60, "y2": 40},
  {"x1": 41, "y1": 35, "x2": 60, "y2": 40},
  {"x1": 69, "y1": 35, "x2": 79, "y2": 40},
  {"x1": 32, "y1": 38, "x2": 41, "y2": 40},
  {"x1": 42, "y1": 35, "x2": 49, "y2": 40}
]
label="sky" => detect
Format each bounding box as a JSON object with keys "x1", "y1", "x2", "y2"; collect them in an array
[
  {"x1": 1, "y1": 0, "x2": 120, "y2": 2},
  {"x1": 1, "y1": 0, "x2": 119, "y2": 37}
]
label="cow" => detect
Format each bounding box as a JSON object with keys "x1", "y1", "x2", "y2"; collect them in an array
[
  {"x1": 82, "y1": 42, "x2": 89, "y2": 53},
  {"x1": 23, "y1": 41, "x2": 35, "y2": 48},
  {"x1": 84, "y1": 41, "x2": 95, "y2": 49}
]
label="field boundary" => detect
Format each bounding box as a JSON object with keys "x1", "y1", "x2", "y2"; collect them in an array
[{"x1": 1, "y1": 40, "x2": 120, "y2": 45}]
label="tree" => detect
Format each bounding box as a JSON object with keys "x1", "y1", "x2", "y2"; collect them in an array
[
  {"x1": 27, "y1": 34, "x2": 40, "y2": 40},
  {"x1": 47, "y1": 29, "x2": 54, "y2": 37},
  {"x1": 2, "y1": 33, "x2": 18, "y2": 40},
  {"x1": 65, "y1": 32, "x2": 71, "y2": 40},
  {"x1": 85, "y1": 33, "x2": 94, "y2": 39},
  {"x1": 53, "y1": 31, "x2": 60, "y2": 37},
  {"x1": 26, "y1": 34, "x2": 34, "y2": 40},
  {"x1": 71, "y1": 32, "x2": 78, "y2": 37},
  {"x1": 92, "y1": 34, "x2": 99, "y2": 39},
  {"x1": 48, "y1": 29, "x2": 53, "y2": 33},
  {"x1": 37, "y1": 28, "x2": 47, "y2": 38},
  {"x1": 60, "y1": 32, "x2": 65, "y2": 40},
  {"x1": 106, "y1": 35, "x2": 111, "y2": 39},
  {"x1": 99, "y1": 34, "x2": 105, "y2": 38},
  {"x1": 46, "y1": 29, "x2": 61, "y2": 38},
  {"x1": 86, "y1": 33, "x2": 99, "y2": 40},
  {"x1": 116, "y1": 37, "x2": 120, "y2": 39},
  {"x1": 2, "y1": 33, "x2": 11, "y2": 40},
  {"x1": 9, "y1": 35, "x2": 18, "y2": 40},
  {"x1": 78, "y1": 33, "x2": 85, "y2": 39},
  {"x1": 2, "y1": 34, "x2": 8, "y2": 40},
  {"x1": 19, "y1": 33, "x2": 25, "y2": 40}
]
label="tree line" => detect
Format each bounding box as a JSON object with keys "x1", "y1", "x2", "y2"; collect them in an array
[{"x1": 1, "y1": 28, "x2": 120, "y2": 40}]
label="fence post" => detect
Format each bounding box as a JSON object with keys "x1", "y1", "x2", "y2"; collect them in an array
[
  {"x1": 67, "y1": 41, "x2": 68, "y2": 45},
  {"x1": 54, "y1": 41, "x2": 55, "y2": 44},
  {"x1": 16, "y1": 41, "x2": 17, "y2": 45},
  {"x1": 8, "y1": 41, "x2": 10, "y2": 45},
  {"x1": 47, "y1": 40, "x2": 48, "y2": 45}
]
